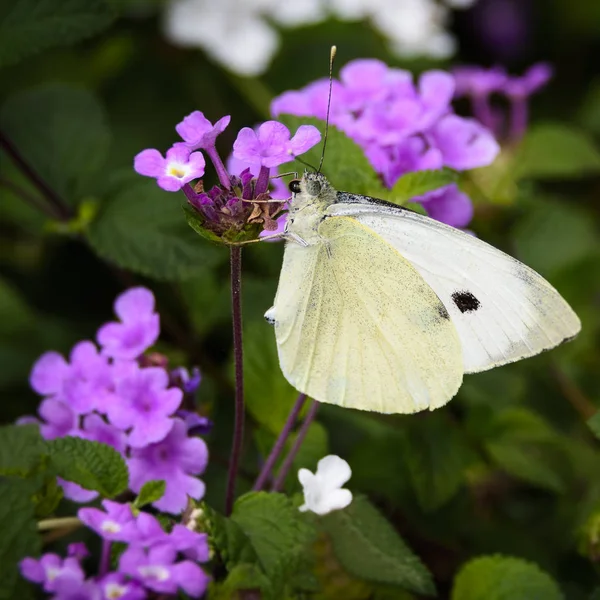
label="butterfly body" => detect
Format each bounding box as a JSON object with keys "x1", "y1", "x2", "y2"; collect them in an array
[{"x1": 267, "y1": 172, "x2": 581, "y2": 414}]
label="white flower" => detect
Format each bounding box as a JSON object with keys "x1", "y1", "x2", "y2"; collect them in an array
[{"x1": 298, "y1": 455, "x2": 353, "y2": 515}]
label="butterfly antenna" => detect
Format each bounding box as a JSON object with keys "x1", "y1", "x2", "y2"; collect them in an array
[
  {"x1": 296, "y1": 156, "x2": 318, "y2": 171},
  {"x1": 317, "y1": 45, "x2": 336, "y2": 174}
]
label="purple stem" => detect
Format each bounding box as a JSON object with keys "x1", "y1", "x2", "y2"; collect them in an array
[
  {"x1": 472, "y1": 94, "x2": 495, "y2": 132},
  {"x1": 99, "y1": 539, "x2": 111, "y2": 576},
  {"x1": 253, "y1": 393, "x2": 307, "y2": 491},
  {"x1": 272, "y1": 400, "x2": 319, "y2": 492},
  {"x1": 205, "y1": 145, "x2": 231, "y2": 190},
  {"x1": 225, "y1": 246, "x2": 244, "y2": 516},
  {"x1": 254, "y1": 165, "x2": 271, "y2": 196},
  {"x1": 508, "y1": 96, "x2": 529, "y2": 142}
]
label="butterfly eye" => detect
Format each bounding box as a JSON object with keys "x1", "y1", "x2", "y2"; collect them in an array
[{"x1": 288, "y1": 180, "x2": 301, "y2": 194}]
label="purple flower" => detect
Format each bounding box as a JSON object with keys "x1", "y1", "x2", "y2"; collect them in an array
[
  {"x1": 30, "y1": 351, "x2": 70, "y2": 396},
  {"x1": 233, "y1": 121, "x2": 321, "y2": 169},
  {"x1": 20, "y1": 554, "x2": 84, "y2": 593},
  {"x1": 119, "y1": 545, "x2": 209, "y2": 598},
  {"x1": 175, "y1": 111, "x2": 230, "y2": 150},
  {"x1": 108, "y1": 366, "x2": 181, "y2": 448},
  {"x1": 419, "y1": 184, "x2": 474, "y2": 229},
  {"x1": 428, "y1": 115, "x2": 500, "y2": 171},
  {"x1": 131, "y1": 512, "x2": 170, "y2": 548},
  {"x1": 80, "y1": 413, "x2": 127, "y2": 454},
  {"x1": 67, "y1": 543, "x2": 89, "y2": 561},
  {"x1": 128, "y1": 419, "x2": 207, "y2": 513},
  {"x1": 453, "y1": 66, "x2": 508, "y2": 98},
  {"x1": 167, "y1": 524, "x2": 210, "y2": 563},
  {"x1": 99, "y1": 573, "x2": 146, "y2": 600},
  {"x1": 170, "y1": 367, "x2": 202, "y2": 395},
  {"x1": 505, "y1": 62, "x2": 553, "y2": 98},
  {"x1": 134, "y1": 146, "x2": 205, "y2": 192},
  {"x1": 78, "y1": 500, "x2": 137, "y2": 542},
  {"x1": 271, "y1": 78, "x2": 346, "y2": 120},
  {"x1": 97, "y1": 288, "x2": 160, "y2": 361},
  {"x1": 176, "y1": 410, "x2": 213, "y2": 436},
  {"x1": 38, "y1": 398, "x2": 76, "y2": 440},
  {"x1": 51, "y1": 575, "x2": 101, "y2": 600},
  {"x1": 58, "y1": 479, "x2": 98, "y2": 504}
]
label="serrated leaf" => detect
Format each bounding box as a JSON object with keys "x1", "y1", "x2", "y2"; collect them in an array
[
  {"x1": 451, "y1": 555, "x2": 564, "y2": 600},
  {"x1": 513, "y1": 199, "x2": 597, "y2": 277},
  {"x1": 0, "y1": 0, "x2": 115, "y2": 69},
  {"x1": 0, "y1": 84, "x2": 111, "y2": 206},
  {"x1": 46, "y1": 437, "x2": 128, "y2": 498},
  {"x1": 278, "y1": 115, "x2": 387, "y2": 197},
  {"x1": 32, "y1": 476, "x2": 63, "y2": 519},
  {"x1": 321, "y1": 495, "x2": 435, "y2": 596},
  {"x1": 387, "y1": 169, "x2": 457, "y2": 204},
  {"x1": 515, "y1": 122, "x2": 600, "y2": 180},
  {"x1": 243, "y1": 320, "x2": 299, "y2": 435},
  {"x1": 230, "y1": 492, "x2": 316, "y2": 587},
  {"x1": 400, "y1": 413, "x2": 476, "y2": 512},
  {"x1": 0, "y1": 425, "x2": 46, "y2": 477},
  {"x1": 587, "y1": 413, "x2": 600, "y2": 440},
  {"x1": 87, "y1": 181, "x2": 222, "y2": 280},
  {"x1": 483, "y1": 409, "x2": 571, "y2": 493},
  {"x1": 133, "y1": 480, "x2": 165, "y2": 509},
  {"x1": 0, "y1": 478, "x2": 41, "y2": 600}
]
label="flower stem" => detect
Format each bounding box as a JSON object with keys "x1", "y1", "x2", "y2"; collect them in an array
[
  {"x1": 253, "y1": 393, "x2": 307, "y2": 491},
  {"x1": 272, "y1": 400, "x2": 319, "y2": 492},
  {"x1": 37, "y1": 516, "x2": 81, "y2": 531},
  {"x1": 0, "y1": 131, "x2": 71, "y2": 221},
  {"x1": 206, "y1": 146, "x2": 231, "y2": 190},
  {"x1": 225, "y1": 245, "x2": 244, "y2": 516},
  {"x1": 99, "y1": 539, "x2": 111, "y2": 576}
]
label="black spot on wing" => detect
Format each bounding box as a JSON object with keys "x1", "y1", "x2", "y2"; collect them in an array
[
  {"x1": 437, "y1": 303, "x2": 451, "y2": 320},
  {"x1": 452, "y1": 291, "x2": 480, "y2": 313}
]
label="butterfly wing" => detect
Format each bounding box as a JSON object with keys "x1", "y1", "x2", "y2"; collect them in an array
[
  {"x1": 269, "y1": 215, "x2": 463, "y2": 413},
  {"x1": 328, "y1": 194, "x2": 581, "y2": 374}
]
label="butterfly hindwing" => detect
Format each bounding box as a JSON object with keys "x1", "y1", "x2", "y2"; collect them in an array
[
  {"x1": 270, "y1": 215, "x2": 464, "y2": 413},
  {"x1": 328, "y1": 195, "x2": 581, "y2": 374}
]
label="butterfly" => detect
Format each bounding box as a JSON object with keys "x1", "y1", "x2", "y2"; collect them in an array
[{"x1": 264, "y1": 171, "x2": 581, "y2": 414}]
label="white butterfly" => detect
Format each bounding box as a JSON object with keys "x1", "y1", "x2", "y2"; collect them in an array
[{"x1": 265, "y1": 171, "x2": 581, "y2": 414}]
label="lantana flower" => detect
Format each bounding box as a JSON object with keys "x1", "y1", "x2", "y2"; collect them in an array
[
  {"x1": 134, "y1": 146, "x2": 205, "y2": 192},
  {"x1": 298, "y1": 455, "x2": 353, "y2": 516}
]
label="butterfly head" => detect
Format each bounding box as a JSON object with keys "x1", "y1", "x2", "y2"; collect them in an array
[{"x1": 288, "y1": 172, "x2": 334, "y2": 202}]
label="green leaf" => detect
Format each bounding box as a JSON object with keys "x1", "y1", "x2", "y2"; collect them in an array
[
  {"x1": 587, "y1": 412, "x2": 600, "y2": 440},
  {"x1": 0, "y1": 478, "x2": 41, "y2": 600},
  {"x1": 243, "y1": 320, "x2": 299, "y2": 435},
  {"x1": 278, "y1": 115, "x2": 387, "y2": 197},
  {"x1": 0, "y1": 84, "x2": 111, "y2": 206},
  {"x1": 46, "y1": 436, "x2": 128, "y2": 498},
  {"x1": 321, "y1": 495, "x2": 435, "y2": 596},
  {"x1": 515, "y1": 123, "x2": 600, "y2": 180},
  {"x1": 230, "y1": 492, "x2": 316, "y2": 586},
  {"x1": 0, "y1": 0, "x2": 115, "y2": 69},
  {"x1": 400, "y1": 413, "x2": 476, "y2": 512},
  {"x1": 451, "y1": 555, "x2": 564, "y2": 600},
  {"x1": 87, "y1": 181, "x2": 222, "y2": 280},
  {"x1": 483, "y1": 409, "x2": 571, "y2": 493},
  {"x1": 513, "y1": 199, "x2": 597, "y2": 277},
  {"x1": 133, "y1": 480, "x2": 165, "y2": 509},
  {"x1": 387, "y1": 169, "x2": 458, "y2": 205},
  {"x1": 207, "y1": 563, "x2": 270, "y2": 600},
  {"x1": 0, "y1": 425, "x2": 46, "y2": 477}
]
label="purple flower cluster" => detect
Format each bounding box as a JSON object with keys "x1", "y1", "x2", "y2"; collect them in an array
[
  {"x1": 21, "y1": 500, "x2": 210, "y2": 599},
  {"x1": 28, "y1": 287, "x2": 208, "y2": 514},
  {"x1": 272, "y1": 58, "x2": 501, "y2": 228},
  {"x1": 134, "y1": 111, "x2": 320, "y2": 239},
  {"x1": 453, "y1": 63, "x2": 552, "y2": 141}
]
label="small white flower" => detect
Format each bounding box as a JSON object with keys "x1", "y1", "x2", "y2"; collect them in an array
[{"x1": 298, "y1": 455, "x2": 353, "y2": 515}]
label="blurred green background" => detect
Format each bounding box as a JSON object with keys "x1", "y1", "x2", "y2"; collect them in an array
[{"x1": 2, "y1": 0, "x2": 600, "y2": 598}]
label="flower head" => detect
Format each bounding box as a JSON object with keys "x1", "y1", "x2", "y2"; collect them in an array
[
  {"x1": 134, "y1": 146, "x2": 205, "y2": 192},
  {"x1": 128, "y1": 419, "x2": 208, "y2": 513},
  {"x1": 298, "y1": 455, "x2": 353, "y2": 516},
  {"x1": 78, "y1": 500, "x2": 138, "y2": 542},
  {"x1": 97, "y1": 288, "x2": 160, "y2": 361},
  {"x1": 505, "y1": 62, "x2": 553, "y2": 98},
  {"x1": 20, "y1": 554, "x2": 84, "y2": 593}
]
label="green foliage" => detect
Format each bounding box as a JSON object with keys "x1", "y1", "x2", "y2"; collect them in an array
[
  {"x1": 515, "y1": 122, "x2": 600, "y2": 179},
  {"x1": 87, "y1": 181, "x2": 222, "y2": 280},
  {"x1": 133, "y1": 479, "x2": 166, "y2": 509},
  {"x1": 451, "y1": 555, "x2": 564, "y2": 600},
  {"x1": 588, "y1": 413, "x2": 600, "y2": 440},
  {"x1": 0, "y1": 0, "x2": 115, "y2": 69},
  {"x1": 45, "y1": 436, "x2": 128, "y2": 498},
  {"x1": 387, "y1": 169, "x2": 458, "y2": 204},
  {"x1": 0, "y1": 84, "x2": 111, "y2": 207},
  {"x1": 321, "y1": 495, "x2": 435, "y2": 596},
  {"x1": 278, "y1": 115, "x2": 388, "y2": 197},
  {"x1": 0, "y1": 425, "x2": 46, "y2": 477},
  {"x1": 482, "y1": 408, "x2": 572, "y2": 493},
  {"x1": 0, "y1": 478, "x2": 41, "y2": 600}
]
